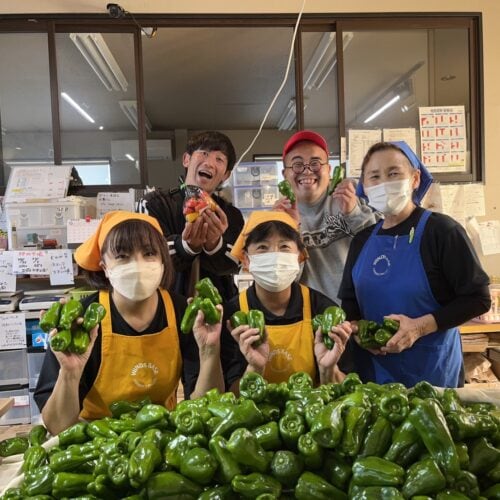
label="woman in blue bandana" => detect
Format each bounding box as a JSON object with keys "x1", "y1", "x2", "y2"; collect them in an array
[{"x1": 338, "y1": 141, "x2": 491, "y2": 388}]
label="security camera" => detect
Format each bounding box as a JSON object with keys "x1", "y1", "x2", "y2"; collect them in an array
[{"x1": 106, "y1": 3, "x2": 126, "y2": 19}]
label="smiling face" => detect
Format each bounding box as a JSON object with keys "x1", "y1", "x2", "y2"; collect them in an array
[
  {"x1": 283, "y1": 141, "x2": 331, "y2": 205},
  {"x1": 183, "y1": 149, "x2": 231, "y2": 194}
]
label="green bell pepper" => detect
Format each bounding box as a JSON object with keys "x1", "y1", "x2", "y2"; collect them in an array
[
  {"x1": 288, "y1": 371, "x2": 313, "y2": 391},
  {"x1": 360, "y1": 415, "x2": 393, "y2": 458},
  {"x1": 327, "y1": 164, "x2": 345, "y2": 195},
  {"x1": 195, "y1": 277, "x2": 223, "y2": 305},
  {"x1": 446, "y1": 411, "x2": 497, "y2": 441},
  {"x1": 467, "y1": 436, "x2": 500, "y2": 475},
  {"x1": 340, "y1": 405, "x2": 371, "y2": 457},
  {"x1": 22, "y1": 465, "x2": 55, "y2": 496},
  {"x1": 28, "y1": 424, "x2": 48, "y2": 446},
  {"x1": 295, "y1": 471, "x2": 347, "y2": 500},
  {"x1": 227, "y1": 428, "x2": 270, "y2": 473},
  {"x1": 107, "y1": 454, "x2": 130, "y2": 489},
  {"x1": 248, "y1": 309, "x2": 266, "y2": 347},
  {"x1": 199, "y1": 297, "x2": 221, "y2": 324},
  {"x1": 49, "y1": 447, "x2": 100, "y2": 473},
  {"x1": 350, "y1": 486, "x2": 404, "y2": 500},
  {"x1": 180, "y1": 447, "x2": 218, "y2": 486},
  {"x1": 402, "y1": 457, "x2": 446, "y2": 498},
  {"x1": 0, "y1": 436, "x2": 29, "y2": 457},
  {"x1": 278, "y1": 179, "x2": 296, "y2": 203},
  {"x1": 449, "y1": 470, "x2": 480, "y2": 499},
  {"x1": 58, "y1": 298, "x2": 84, "y2": 330},
  {"x1": 341, "y1": 372, "x2": 363, "y2": 394},
  {"x1": 311, "y1": 400, "x2": 344, "y2": 448},
  {"x1": 382, "y1": 317, "x2": 400, "y2": 334},
  {"x1": 357, "y1": 319, "x2": 380, "y2": 350},
  {"x1": 482, "y1": 483, "x2": 500, "y2": 500},
  {"x1": 321, "y1": 306, "x2": 346, "y2": 345},
  {"x1": 39, "y1": 301, "x2": 62, "y2": 332},
  {"x1": 312, "y1": 314, "x2": 323, "y2": 333},
  {"x1": 57, "y1": 422, "x2": 89, "y2": 447},
  {"x1": 239, "y1": 371, "x2": 268, "y2": 403},
  {"x1": 87, "y1": 419, "x2": 118, "y2": 439},
  {"x1": 435, "y1": 491, "x2": 470, "y2": 500},
  {"x1": 135, "y1": 403, "x2": 169, "y2": 431},
  {"x1": 174, "y1": 407, "x2": 204, "y2": 435},
  {"x1": 69, "y1": 327, "x2": 91, "y2": 354},
  {"x1": 270, "y1": 450, "x2": 304, "y2": 488},
  {"x1": 266, "y1": 381, "x2": 290, "y2": 408},
  {"x1": 52, "y1": 472, "x2": 93, "y2": 499},
  {"x1": 259, "y1": 403, "x2": 281, "y2": 422},
  {"x1": 408, "y1": 398, "x2": 460, "y2": 481},
  {"x1": 22, "y1": 445, "x2": 48, "y2": 472},
  {"x1": 352, "y1": 456, "x2": 405, "y2": 487},
  {"x1": 180, "y1": 296, "x2": 203, "y2": 334},
  {"x1": 253, "y1": 421, "x2": 283, "y2": 451},
  {"x1": 454, "y1": 441, "x2": 470, "y2": 469},
  {"x1": 384, "y1": 417, "x2": 424, "y2": 467},
  {"x1": 411, "y1": 380, "x2": 438, "y2": 400},
  {"x1": 230, "y1": 310, "x2": 248, "y2": 328},
  {"x1": 50, "y1": 328, "x2": 73, "y2": 352},
  {"x1": 440, "y1": 388, "x2": 464, "y2": 414},
  {"x1": 212, "y1": 399, "x2": 264, "y2": 437},
  {"x1": 82, "y1": 302, "x2": 106, "y2": 332},
  {"x1": 378, "y1": 391, "x2": 409, "y2": 424},
  {"x1": 373, "y1": 328, "x2": 393, "y2": 346},
  {"x1": 198, "y1": 484, "x2": 233, "y2": 500},
  {"x1": 279, "y1": 412, "x2": 306, "y2": 451},
  {"x1": 209, "y1": 435, "x2": 242, "y2": 484},
  {"x1": 321, "y1": 451, "x2": 352, "y2": 491},
  {"x1": 109, "y1": 396, "x2": 151, "y2": 418},
  {"x1": 128, "y1": 438, "x2": 162, "y2": 487},
  {"x1": 231, "y1": 473, "x2": 282, "y2": 499},
  {"x1": 305, "y1": 400, "x2": 325, "y2": 428},
  {"x1": 298, "y1": 432, "x2": 324, "y2": 470},
  {"x1": 146, "y1": 471, "x2": 202, "y2": 499}
]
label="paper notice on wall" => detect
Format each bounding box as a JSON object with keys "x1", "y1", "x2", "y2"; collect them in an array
[
  {"x1": 49, "y1": 249, "x2": 74, "y2": 286},
  {"x1": 476, "y1": 220, "x2": 500, "y2": 256},
  {"x1": 12, "y1": 250, "x2": 50, "y2": 275},
  {"x1": 97, "y1": 192, "x2": 135, "y2": 218},
  {"x1": 439, "y1": 184, "x2": 465, "y2": 226},
  {"x1": 419, "y1": 105, "x2": 467, "y2": 173},
  {"x1": 0, "y1": 312, "x2": 26, "y2": 349},
  {"x1": 0, "y1": 251, "x2": 16, "y2": 293},
  {"x1": 382, "y1": 128, "x2": 417, "y2": 153},
  {"x1": 347, "y1": 129, "x2": 382, "y2": 178},
  {"x1": 67, "y1": 218, "x2": 102, "y2": 244},
  {"x1": 463, "y1": 184, "x2": 486, "y2": 217},
  {"x1": 420, "y1": 182, "x2": 443, "y2": 213}
]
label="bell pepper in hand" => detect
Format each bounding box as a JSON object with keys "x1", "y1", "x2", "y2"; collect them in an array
[
  {"x1": 382, "y1": 317, "x2": 400, "y2": 334},
  {"x1": 239, "y1": 371, "x2": 268, "y2": 403},
  {"x1": 327, "y1": 164, "x2": 345, "y2": 195},
  {"x1": 352, "y1": 456, "x2": 405, "y2": 487},
  {"x1": 180, "y1": 296, "x2": 203, "y2": 334},
  {"x1": 321, "y1": 306, "x2": 346, "y2": 350},
  {"x1": 69, "y1": 327, "x2": 91, "y2": 354},
  {"x1": 358, "y1": 319, "x2": 380, "y2": 350},
  {"x1": 82, "y1": 302, "x2": 106, "y2": 332},
  {"x1": 230, "y1": 310, "x2": 248, "y2": 328},
  {"x1": 58, "y1": 298, "x2": 84, "y2": 330},
  {"x1": 50, "y1": 328, "x2": 72, "y2": 352},
  {"x1": 295, "y1": 471, "x2": 347, "y2": 500},
  {"x1": 39, "y1": 302, "x2": 62, "y2": 332},
  {"x1": 199, "y1": 297, "x2": 221, "y2": 324},
  {"x1": 278, "y1": 179, "x2": 296, "y2": 203},
  {"x1": 226, "y1": 428, "x2": 270, "y2": 473},
  {"x1": 248, "y1": 309, "x2": 266, "y2": 347},
  {"x1": 195, "y1": 277, "x2": 223, "y2": 305},
  {"x1": 374, "y1": 328, "x2": 393, "y2": 346}
]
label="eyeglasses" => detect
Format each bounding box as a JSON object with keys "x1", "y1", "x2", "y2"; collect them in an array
[{"x1": 284, "y1": 159, "x2": 329, "y2": 174}]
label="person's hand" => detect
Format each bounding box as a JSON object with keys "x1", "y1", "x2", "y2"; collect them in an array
[
  {"x1": 192, "y1": 305, "x2": 223, "y2": 355},
  {"x1": 314, "y1": 321, "x2": 352, "y2": 370},
  {"x1": 202, "y1": 205, "x2": 228, "y2": 252},
  {"x1": 351, "y1": 322, "x2": 386, "y2": 356},
  {"x1": 182, "y1": 217, "x2": 208, "y2": 253},
  {"x1": 331, "y1": 179, "x2": 357, "y2": 215},
  {"x1": 380, "y1": 314, "x2": 426, "y2": 354},
  {"x1": 48, "y1": 324, "x2": 98, "y2": 375},
  {"x1": 273, "y1": 197, "x2": 300, "y2": 223},
  {"x1": 229, "y1": 321, "x2": 269, "y2": 373}
]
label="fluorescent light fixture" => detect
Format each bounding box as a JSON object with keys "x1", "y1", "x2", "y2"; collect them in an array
[
  {"x1": 277, "y1": 99, "x2": 296, "y2": 131},
  {"x1": 70, "y1": 33, "x2": 128, "y2": 92},
  {"x1": 303, "y1": 32, "x2": 354, "y2": 91},
  {"x1": 364, "y1": 95, "x2": 400, "y2": 124},
  {"x1": 119, "y1": 100, "x2": 152, "y2": 132},
  {"x1": 99, "y1": 126, "x2": 104, "y2": 130},
  {"x1": 125, "y1": 153, "x2": 135, "y2": 161},
  {"x1": 61, "y1": 92, "x2": 95, "y2": 123}
]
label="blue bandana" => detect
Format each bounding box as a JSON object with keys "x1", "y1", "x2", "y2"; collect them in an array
[{"x1": 356, "y1": 141, "x2": 433, "y2": 205}]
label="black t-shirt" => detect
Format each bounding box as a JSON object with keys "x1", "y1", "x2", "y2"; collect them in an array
[
  {"x1": 34, "y1": 290, "x2": 201, "y2": 412},
  {"x1": 338, "y1": 207, "x2": 491, "y2": 329},
  {"x1": 220, "y1": 282, "x2": 342, "y2": 388}
]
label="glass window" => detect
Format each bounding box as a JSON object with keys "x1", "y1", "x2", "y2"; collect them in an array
[
  {"x1": 0, "y1": 33, "x2": 53, "y2": 186},
  {"x1": 55, "y1": 32, "x2": 140, "y2": 185}
]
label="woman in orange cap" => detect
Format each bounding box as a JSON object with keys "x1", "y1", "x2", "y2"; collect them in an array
[
  {"x1": 34, "y1": 211, "x2": 224, "y2": 434},
  {"x1": 222, "y1": 211, "x2": 352, "y2": 389}
]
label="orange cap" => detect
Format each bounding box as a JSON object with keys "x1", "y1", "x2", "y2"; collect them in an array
[
  {"x1": 74, "y1": 211, "x2": 163, "y2": 271},
  {"x1": 230, "y1": 210, "x2": 307, "y2": 263}
]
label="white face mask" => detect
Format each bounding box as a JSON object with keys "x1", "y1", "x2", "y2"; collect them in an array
[
  {"x1": 248, "y1": 252, "x2": 300, "y2": 293},
  {"x1": 106, "y1": 261, "x2": 164, "y2": 301},
  {"x1": 364, "y1": 179, "x2": 413, "y2": 215}
]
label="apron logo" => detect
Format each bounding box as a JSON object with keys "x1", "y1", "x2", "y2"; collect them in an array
[
  {"x1": 372, "y1": 254, "x2": 391, "y2": 276},
  {"x1": 268, "y1": 347, "x2": 293, "y2": 373},
  {"x1": 131, "y1": 362, "x2": 159, "y2": 389}
]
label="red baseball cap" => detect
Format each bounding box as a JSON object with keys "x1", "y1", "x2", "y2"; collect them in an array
[{"x1": 282, "y1": 130, "x2": 329, "y2": 158}]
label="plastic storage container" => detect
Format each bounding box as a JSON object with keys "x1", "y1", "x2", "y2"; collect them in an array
[
  {"x1": 27, "y1": 351, "x2": 46, "y2": 389},
  {"x1": 29, "y1": 389, "x2": 43, "y2": 425},
  {"x1": 232, "y1": 163, "x2": 280, "y2": 187},
  {"x1": 0, "y1": 349, "x2": 28, "y2": 386},
  {"x1": 0, "y1": 386, "x2": 31, "y2": 425},
  {"x1": 233, "y1": 186, "x2": 279, "y2": 209}
]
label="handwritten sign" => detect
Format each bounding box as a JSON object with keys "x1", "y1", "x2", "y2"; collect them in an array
[
  {"x1": 12, "y1": 250, "x2": 50, "y2": 275},
  {"x1": 67, "y1": 219, "x2": 102, "y2": 244},
  {"x1": 96, "y1": 192, "x2": 134, "y2": 218},
  {"x1": 0, "y1": 312, "x2": 26, "y2": 349},
  {"x1": 49, "y1": 249, "x2": 74, "y2": 286},
  {"x1": 0, "y1": 251, "x2": 16, "y2": 292}
]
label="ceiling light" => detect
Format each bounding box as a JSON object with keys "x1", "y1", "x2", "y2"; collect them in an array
[
  {"x1": 119, "y1": 100, "x2": 152, "y2": 132},
  {"x1": 303, "y1": 32, "x2": 354, "y2": 91},
  {"x1": 70, "y1": 33, "x2": 128, "y2": 92},
  {"x1": 277, "y1": 99, "x2": 296, "y2": 131},
  {"x1": 364, "y1": 95, "x2": 401, "y2": 124},
  {"x1": 125, "y1": 153, "x2": 135, "y2": 161},
  {"x1": 99, "y1": 126, "x2": 104, "y2": 130},
  {"x1": 61, "y1": 92, "x2": 95, "y2": 123}
]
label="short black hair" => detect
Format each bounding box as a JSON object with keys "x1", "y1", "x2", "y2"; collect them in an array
[
  {"x1": 83, "y1": 219, "x2": 173, "y2": 291},
  {"x1": 186, "y1": 131, "x2": 237, "y2": 172},
  {"x1": 244, "y1": 220, "x2": 305, "y2": 254}
]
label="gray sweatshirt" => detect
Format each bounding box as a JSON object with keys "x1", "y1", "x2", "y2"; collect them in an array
[{"x1": 299, "y1": 192, "x2": 377, "y2": 302}]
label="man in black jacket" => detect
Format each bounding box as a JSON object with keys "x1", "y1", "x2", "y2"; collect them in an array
[{"x1": 137, "y1": 131, "x2": 244, "y2": 300}]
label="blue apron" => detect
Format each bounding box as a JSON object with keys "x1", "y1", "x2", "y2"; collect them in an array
[{"x1": 351, "y1": 209, "x2": 462, "y2": 387}]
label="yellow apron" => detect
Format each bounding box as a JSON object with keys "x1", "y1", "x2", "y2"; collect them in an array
[
  {"x1": 239, "y1": 284, "x2": 316, "y2": 384},
  {"x1": 80, "y1": 289, "x2": 182, "y2": 419}
]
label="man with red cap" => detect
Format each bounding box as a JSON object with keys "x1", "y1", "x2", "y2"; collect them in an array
[{"x1": 275, "y1": 130, "x2": 377, "y2": 302}]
